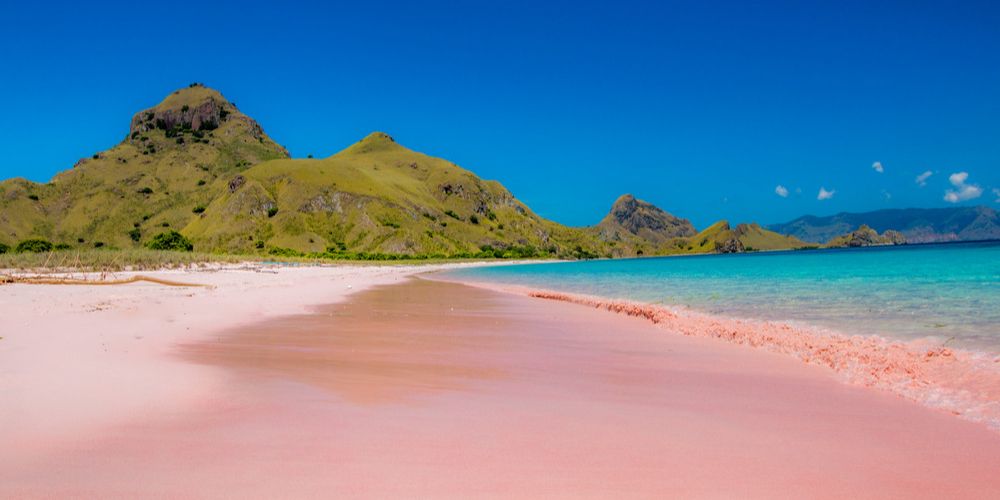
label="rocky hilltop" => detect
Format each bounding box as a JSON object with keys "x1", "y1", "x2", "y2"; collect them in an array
[{"x1": 596, "y1": 194, "x2": 695, "y2": 243}]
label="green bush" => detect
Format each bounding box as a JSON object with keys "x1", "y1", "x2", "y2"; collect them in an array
[
  {"x1": 94, "y1": 241, "x2": 105, "y2": 248},
  {"x1": 469, "y1": 215, "x2": 479, "y2": 225},
  {"x1": 128, "y1": 228, "x2": 141, "y2": 242},
  {"x1": 54, "y1": 243, "x2": 72, "y2": 250},
  {"x1": 0, "y1": 242, "x2": 8, "y2": 254},
  {"x1": 15, "y1": 239, "x2": 54, "y2": 253},
  {"x1": 444, "y1": 210, "x2": 462, "y2": 220},
  {"x1": 267, "y1": 207, "x2": 279, "y2": 218},
  {"x1": 197, "y1": 179, "x2": 206, "y2": 186},
  {"x1": 145, "y1": 231, "x2": 193, "y2": 252},
  {"x1": 268, "y1": 247, "x2": 302, "y2": 257},
  {"x1": 137, "y1": 187, "x2": 153, "y2": 195},
  {"x1": 192, "y1": 205, "x2": 206, "y2": 214}
]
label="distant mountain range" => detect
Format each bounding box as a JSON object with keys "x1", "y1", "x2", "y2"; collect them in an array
[
  {"x1": 2, "y1": 84, "x2": 969, "y2": 259},
  {"x1": 767, "y1": 207, "x2": 1000, "y2": 244}
]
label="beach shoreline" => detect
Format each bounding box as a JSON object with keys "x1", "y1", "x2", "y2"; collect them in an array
[
  {"x1": 432, "y1": 275, "x2": 1000, "y2": 433},
  {"x1": 3, "y1": 267, "x2": 1000, "y2": 497}
]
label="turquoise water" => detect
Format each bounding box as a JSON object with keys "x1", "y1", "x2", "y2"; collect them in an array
[{"x1": 445, "y1": 242, "x2": 1000, "y2": 351}]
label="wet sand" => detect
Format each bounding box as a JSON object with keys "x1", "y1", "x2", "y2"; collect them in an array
[{"x1": 4, "y1": 277, "x2": 1000, "y2": 498}]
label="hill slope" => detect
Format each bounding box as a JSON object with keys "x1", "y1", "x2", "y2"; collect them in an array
[
  {"x1": 184, "y1": 131, "x2": 601, "y2": 257},
  {"x1": 767, "y1": 207, "x2": 1000, "y2": 244},
  {"x1": 0, "y1": 84, "x2": 288, "y2": 248},
  {"x1": 0, "y1": 84, "x2": 824, "y2": 259}
]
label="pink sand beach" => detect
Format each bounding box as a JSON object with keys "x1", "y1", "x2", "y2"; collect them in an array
[{"x1": 2, "y1": 267, "x2": 1000, "y2": 498}]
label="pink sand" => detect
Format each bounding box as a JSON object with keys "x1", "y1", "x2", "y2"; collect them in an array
[
  {"x1": 3, "y1": 276, "x2": 1000, "y2": 498},
  {"x1": 441, "y1": 278, "x2": 1000, "y2": 432}
]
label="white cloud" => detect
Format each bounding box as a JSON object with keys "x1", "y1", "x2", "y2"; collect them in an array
[
  {"x1": 943, "y1": 171, "x2": 983, "y2": 203},
  {"x1": 872, "y1": 161, "x2": 884, "y2": 173},
  {"x1": 775, "y1": 185, "x2": 789, "y2": 197},
  {"x1": 915, "y1": 170, "x2": 933, "y2": 187},
  {"x1": 817, "y1": 187, "x2": 835, "y2": 201}
]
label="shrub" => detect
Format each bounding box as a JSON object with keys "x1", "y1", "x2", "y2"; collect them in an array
[
  {"x1": 267, "y1": 207, "x2": 279, "y2": 218},
  {"x1": 444, "y1": 210, "x2": 461, "y2": 220},
  {"x1": 137, "y1": 187, "x2": 153, "y2": 195},
  {"x1": 145, "y1": 231, "x2": 193, "y2": 252},
  {"x1": 268, "y1": 247, "x2": 302, "y2": 257},
  {"x1": 256, "y1": 240, "x2": 265, "y2": 249},
  {"x1": 94, "y1": 241, "x2": 105, "y2": 248},
  {"x1": 0, "y1": 242, "x2": 8, "y2": 254},
  {"x1": 15, "y1": 239, "x2": 53, "y2": 253},
  {"x1": 128, "y1": 228, "x2": 141, "y2": 242},
  {"x1": 77, "y1": 238, "x2": 85, "y2": 243},
  {"x1": 92, "y1": 154, "x2": 100, "y2": 160},
  {"x1": 197, "y1": 179, "x2": 206, "y2": 186},
  {"x1": 192, "y1": 205, "x2": 206, "y2": 214},
  {"x1": 176, "y1": 137, "x2": 185, "y2": 145},
  {"x1": 161, "y1": 222, "x2": 170, "y2": 227},
  {"x1": 27, "y1": 194, "x2": 39, "y2": 201},
  {"x1": 469, "y1": 215, "x2": 479, "y2": 225},
  {"x1": 54, "y1": 243, "x2": 72, "y2": 251},
  {"x1": 181, "y1": 105, "x2": 190, "y2": 112}
]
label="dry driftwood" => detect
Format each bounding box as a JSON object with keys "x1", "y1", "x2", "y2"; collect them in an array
[{"x1": 0, "y1": 274, "x2": 209, "y2": 287}]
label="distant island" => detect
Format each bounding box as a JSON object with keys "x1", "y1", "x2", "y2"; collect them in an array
[{"x1": 1, "y1": 84, "x2": 995, "y2": 260}]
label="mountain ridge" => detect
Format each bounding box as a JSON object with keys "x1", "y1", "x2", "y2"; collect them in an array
[
  {"x1": 0, "y1": 84, "x2": 849, "y2": 259},
  {"x1": 767, "y1": 206, "x2": 1000, "y2": 244}
]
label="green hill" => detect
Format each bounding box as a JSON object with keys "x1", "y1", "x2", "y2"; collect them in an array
[
  {"x1": 0, "y1": 83, "x2": 288, "y2": 249},
  {"x1": 0, "y1": 84, "x2": 814, "y2": 260},
  {"x1": 184, "y1": 131, "x2": 600, "y2": 258}
]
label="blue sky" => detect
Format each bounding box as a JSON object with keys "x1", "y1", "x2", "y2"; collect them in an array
[{"x1": 1, "y1": 1, "x2": 997, "y2": 228}]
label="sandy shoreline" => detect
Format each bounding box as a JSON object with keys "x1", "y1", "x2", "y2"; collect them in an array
[
  {"x1": 3, "y1": 266, "x2": 1000, "y2": 497},
  {"x1": 435, "y1": 277, "x2": 1000, "y2": 433}
]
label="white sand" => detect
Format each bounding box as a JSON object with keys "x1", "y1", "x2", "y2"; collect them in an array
[{"x1": 0, "y1": 263, "x2": 476, "y2": 462}]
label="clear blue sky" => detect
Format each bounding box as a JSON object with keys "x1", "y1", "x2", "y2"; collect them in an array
[{"x1": 1, "y1": 1, "x2": 997, "y2": 228}]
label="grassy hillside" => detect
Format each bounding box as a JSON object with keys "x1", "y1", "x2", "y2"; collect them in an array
[
  {"x1": 0, "y1": 84, "x2": 288, "y2": 250},
  {"x1": 184, "y1": 132, "x2": 602, "y2": 258},
  {"x1": 0, "y1": 84, "x2": 813, "y2": 260}
]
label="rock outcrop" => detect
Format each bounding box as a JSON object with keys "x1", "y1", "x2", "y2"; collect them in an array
[
  {"x1": 596, "y1": 194, "x2": 695, "y2": 243},
  {"x1": 826, "y1": 225, "x2": 907, "y2": 248}
]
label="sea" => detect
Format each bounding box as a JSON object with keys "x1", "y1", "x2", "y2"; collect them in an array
[{"x1": 444, "y1": 241, "x2": 1000, "y2": 352}]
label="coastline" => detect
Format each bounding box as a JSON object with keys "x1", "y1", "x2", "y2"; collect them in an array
[
  {"x1": 2, "y1": 267, "x2": 1000, "y2": 497},
  {"x1": 432, "y1": 274, "x2": 1000, "y2": 432}
]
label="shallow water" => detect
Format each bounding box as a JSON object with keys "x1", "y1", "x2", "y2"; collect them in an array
[{"x1": 444, "y1": 241, "x2": 1000, "y2": 352}]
